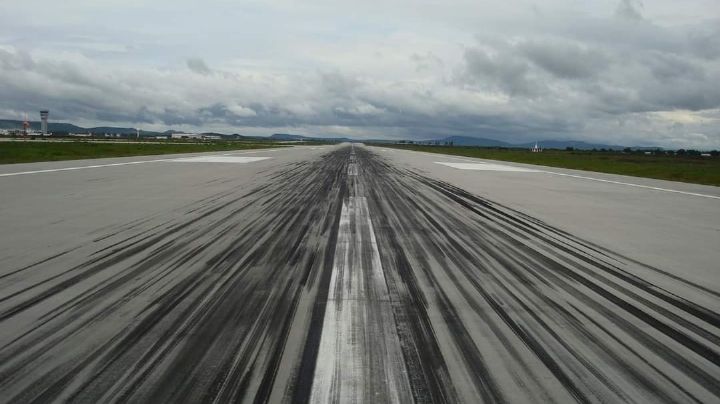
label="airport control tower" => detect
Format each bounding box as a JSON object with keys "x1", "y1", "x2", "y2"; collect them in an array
[{"x1": 40, "y1": 110, "x2": 49, "y2": 134}]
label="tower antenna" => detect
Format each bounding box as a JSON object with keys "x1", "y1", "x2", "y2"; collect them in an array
[{"x1": 40, "y1": 110, "x2": 49, "y2": 135}]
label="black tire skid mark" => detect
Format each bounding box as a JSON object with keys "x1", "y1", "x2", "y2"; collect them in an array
[
  {"x1": 359, "y1": 147, "x2": 719, "y2": 403},
  {"x1": 0, "y1": 151, "x2": 349, "y2": 403},
  {"x1": 2, "y1": 146, "x2": 718, "y2": 403}
]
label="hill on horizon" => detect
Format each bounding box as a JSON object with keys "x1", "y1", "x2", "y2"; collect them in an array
[
  {"x1": 0, "y1": 119, "x2": 667, "y2": 149},
  {"x1": 428, "y1": 135, "x2": 635, "y2": 150}
]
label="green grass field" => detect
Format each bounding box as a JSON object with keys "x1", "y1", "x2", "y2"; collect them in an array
[
  {"x1": 382, "y1": 144, "x2": 720, "y2": 186},
  {"x1": 0, "y1": 140, "x2": 282, "y2": 164}
]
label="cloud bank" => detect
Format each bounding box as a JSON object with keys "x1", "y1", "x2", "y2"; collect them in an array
[{"x1": 0, "y1": 0, "x2": 718, "y2": 148}]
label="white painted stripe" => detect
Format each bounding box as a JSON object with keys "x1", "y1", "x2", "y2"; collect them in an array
[
  {"x1": 436, "y1": 161, "x2": 539, "y2": 172},
  {"x1": 0, "y1": 150, "x2": 278, "y2": 177},
  {"x1": 311, "y1": 199, "x2": 351, "y2": 404},
  {"x1": 170, "y1": 156, "x2": 270, "y2": 163},
  {"x1": 433, "y1": 160, "x2": 720, "y2": 200},
  {"x1": 0, "y1": 158, "x2": 174, "y2": 177},
  {"x1": 222, "y1": 149, "x2": 279, "y2": 155},
  {"x1": 540, "y1": 171, "x2": 720, "y2": 200},
  {"x1": 310, "y1": 197, "x2": 410, "y2": 403}
]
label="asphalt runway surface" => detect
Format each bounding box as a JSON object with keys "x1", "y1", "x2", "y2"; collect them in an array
[{"x1": 0, "y1": 144, "x2": 718, "y2": 403}]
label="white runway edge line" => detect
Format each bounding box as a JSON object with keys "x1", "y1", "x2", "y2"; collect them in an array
[
  {"x1": 0, "y1": 158, "x2": 175, "y2": 178},
  {"x1": 0, "y1": 149, "x2": 278, "y2": 178},
  {"x1": 541, "y1": 171, "x2": 720, "y2": 200},
  {"x1": 221, "y1": 149, "x2": 279, "y2": 156},
  {"x1": 170, "y1": 156, "x2": 270, "y2": 163},
  {"x1": 435, "y1": 161, "x2": 539, "y2": 172},
  {"x1": 434, "y1": 160, "x2": 720, "y2": 200}
]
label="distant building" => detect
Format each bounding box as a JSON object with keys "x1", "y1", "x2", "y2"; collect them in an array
[
  {"x1": 171, "y1": 133, "x2": 201, "y2": 139},
  {"x1": 170, "y1": 133, "x2": 221, "y2": 140}
]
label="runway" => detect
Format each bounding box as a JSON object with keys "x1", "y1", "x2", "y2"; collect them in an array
[{"x1": 0, "y1": 144, "x2": 718, "y2": 403}]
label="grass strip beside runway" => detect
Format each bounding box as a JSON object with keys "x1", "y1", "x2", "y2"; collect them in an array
[{"x1": 0, "y1": 140, "x2": 283, "y2": 164}]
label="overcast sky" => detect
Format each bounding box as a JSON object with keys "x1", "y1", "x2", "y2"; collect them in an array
[{"x1": 1, "y1": 0, "x2": 719, "y2": 147}]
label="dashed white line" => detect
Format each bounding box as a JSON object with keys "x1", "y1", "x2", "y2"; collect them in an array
[{"x1": 310, "y1": 196, "x2": 410, "y2": 403}]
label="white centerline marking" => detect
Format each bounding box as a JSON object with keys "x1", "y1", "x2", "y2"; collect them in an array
[
  {"x1": 311, "y1": 197, "x2": 410, "y2": 403},
  {"x1": 312, "y1": 148, "x2": 411, "y2": 404}
]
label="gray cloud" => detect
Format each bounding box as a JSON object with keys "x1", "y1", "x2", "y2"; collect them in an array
[
  {"x1": 616, "y1": 0, "x2": 644, "y2": 21},
  {"x1": 520, "y1": 41, "x2": 609, "y2": 79},
  {"x1": 462, "y1": 47, "x2": 541, "y2": 96},
  {"x1": 0, "y1": 0, "x2": 719, "y2": 148},
  {"x1": 186, "y1": 58, "x2": 212, "y2": 75}
]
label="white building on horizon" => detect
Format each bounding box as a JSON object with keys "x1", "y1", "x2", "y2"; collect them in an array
[{"x1": 170, "y1": 133, "x2": 221, "y2": 140}]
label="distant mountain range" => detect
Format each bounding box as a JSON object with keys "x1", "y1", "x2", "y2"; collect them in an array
[
  {"x1": 0, "y1": 119, "x2": 248, "y2": 139},
  {"x1": 269, "y1": 133, "x2": 354, "y2": 142},
  {"x1": 427, "y1": 135, "x2": 630, "y2": 150},
  {"x1": 1, "y1": 119, "x2": 660, "y2": 149},
  {"x1": 271, "y1": 134, "x2": 653, "y2": 150},
  {"x1": 0, "y1": 119, "x2": 155, "y2": 136}
]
